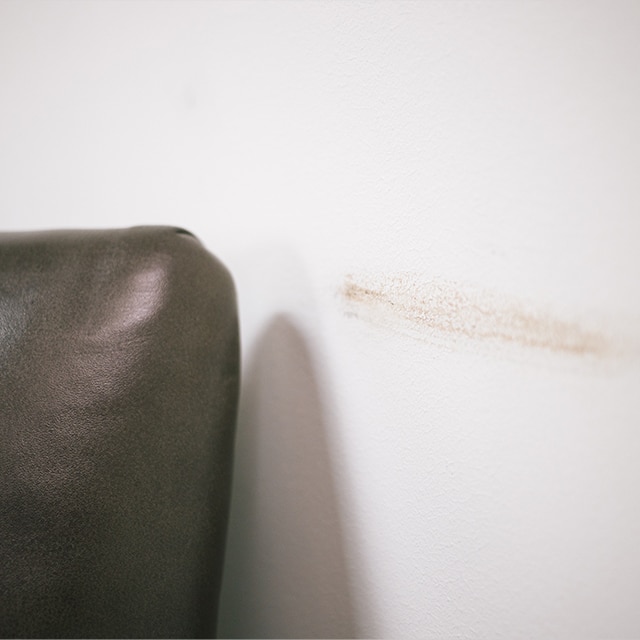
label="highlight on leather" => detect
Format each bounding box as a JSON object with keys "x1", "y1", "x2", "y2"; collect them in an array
[{"x1": 0, "y1": 226, "x2": 240, "y2": 638}]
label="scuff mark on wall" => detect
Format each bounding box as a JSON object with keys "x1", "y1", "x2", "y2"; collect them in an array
[{"x1": 340, "y1": 274, "x2": 610, "y2": 357}]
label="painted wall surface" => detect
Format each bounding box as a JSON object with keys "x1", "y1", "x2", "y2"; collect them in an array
[{"x1": 2, "y1": 2, "x2": 640, "y2": 637}]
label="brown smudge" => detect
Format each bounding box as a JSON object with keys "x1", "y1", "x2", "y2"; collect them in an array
[{"x1": 340, "y1": 274, "x2": 610, "y2": 357}]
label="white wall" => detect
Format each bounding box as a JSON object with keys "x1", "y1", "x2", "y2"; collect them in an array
[{"x1": 2, "y1": 1, "x2": 640, "y2": 637}]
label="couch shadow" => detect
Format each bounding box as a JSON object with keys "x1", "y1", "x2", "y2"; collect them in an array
[{"x1": 217, "y1": 315, "x2": 357, "y2": 639}]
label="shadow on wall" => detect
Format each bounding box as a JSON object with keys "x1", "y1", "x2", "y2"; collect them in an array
[{"x1": 217, "y1": 315, "x2": 357, "y2": 639}]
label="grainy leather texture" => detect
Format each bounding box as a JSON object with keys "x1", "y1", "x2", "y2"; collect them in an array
[{"x1": 0, "y1": 226, "x2": 240, "y2": 638}]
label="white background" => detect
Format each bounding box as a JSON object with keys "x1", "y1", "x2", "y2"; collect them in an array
[{"x1": 2, "y1": 2, "x2": 640, "y2": 637}]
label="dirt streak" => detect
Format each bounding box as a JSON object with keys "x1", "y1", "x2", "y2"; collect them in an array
[{"x1": 341, "y1": 274, "x2": 609, "y2": 357}]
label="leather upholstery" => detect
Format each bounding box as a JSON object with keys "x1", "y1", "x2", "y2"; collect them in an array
[{"x1": 0, "y1": 227, "x2": 240, "y2": 638}]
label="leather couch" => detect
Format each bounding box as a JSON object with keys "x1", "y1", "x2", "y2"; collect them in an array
[{"x1": 0, "y1": 226, "x2": 239, "y2": 638}]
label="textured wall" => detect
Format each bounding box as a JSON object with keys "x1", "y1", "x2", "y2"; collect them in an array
[{"x1": 2, "y1": 2, "x2": 640, "y2": 637}]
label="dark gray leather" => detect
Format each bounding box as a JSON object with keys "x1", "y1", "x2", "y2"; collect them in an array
[{"x1": 0, "y1": 226, "x2": 240, "y2": 638}]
